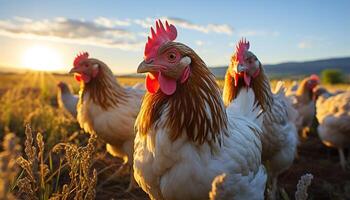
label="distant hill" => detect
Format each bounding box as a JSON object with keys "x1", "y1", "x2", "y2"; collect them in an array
[{"x1": 210, "y1": 57, "x2": 350, "y2": 79}]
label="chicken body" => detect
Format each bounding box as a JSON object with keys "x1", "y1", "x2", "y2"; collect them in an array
[
  {"x1": 316, "y1": 91, "x2": 350, "y2": 169},
  {"x1": 69, "y1": 55, "x2": 144, "y2": 189},
  {"x1": 261, "y1": 82, "x2": 298, "y2": 198},
  {"x1": 57, "y1": 82, "x2": 78, "y2": 118},
  {"x1": 133, "y1": 24, "x2": 266, "y2": 199},
  {"x1": 134, "y1": 87, "x2": 266, "y2": 200},
  {"x1": 77, "y1": 79, "x2": 143, "y2": 163}
]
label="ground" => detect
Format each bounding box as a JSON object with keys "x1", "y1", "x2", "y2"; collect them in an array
[{"x1": 280, "y1": 132, "x2": 350, "y2": 200}]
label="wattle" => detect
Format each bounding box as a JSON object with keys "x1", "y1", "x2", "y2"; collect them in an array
[
  {"x1": 145, "y1": 72, "x2": 177, "y2": 96},
  {"x1": 145, "y1": 67, "x2": 190, "y2": 96},
  {"x1": 146, "y1": 73, "x2": 160, "y2": 94},
  {"x1": 74, "y1": 73, "x2": 91, "y2": 83},
  {"x1": 244, "y1": 72, "x2": 251, "y2": 86},
  {"x1": 158, "y1": 73, "x2": 177, "y2": 95}
]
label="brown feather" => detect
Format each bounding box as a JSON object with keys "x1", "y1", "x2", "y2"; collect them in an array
[
  {"x1": 79, "y1": 59, "x2": 127, "y2": 110},
  {"x1": 295, "y1": 78, "x2": 313, "y2": 103},
  {"x1": 223, "y1": 63, "x2": 273, "y2": 112},
  {"x1": 137, "y1": 42, "x2": 228, "y2": 145}
]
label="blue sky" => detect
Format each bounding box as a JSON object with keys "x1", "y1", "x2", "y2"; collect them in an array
[{"x1": 0, "y1": 0, "x2": 349, "y2": 74}]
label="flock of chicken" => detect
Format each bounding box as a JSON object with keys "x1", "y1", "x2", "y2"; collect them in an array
[{"x1": 56, "y1": 20, "x2": 350, "y2": 200}]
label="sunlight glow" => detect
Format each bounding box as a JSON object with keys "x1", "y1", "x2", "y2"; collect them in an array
[{"x1": 22, "y1": 45, "x2": 63, "y2": 71}]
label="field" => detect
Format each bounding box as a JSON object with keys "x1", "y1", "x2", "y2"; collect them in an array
[{"x1": 0, "y1": 71, "x2": 350, "y2": 200}]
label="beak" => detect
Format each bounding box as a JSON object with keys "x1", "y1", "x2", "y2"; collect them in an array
[
  {"x1": 236, "y1": 64, "x2": 247, "y2": 73},
  {"x1": 69, "y1": 67, "x2": 82, "y2": 74},
  {"x1": 137, "y1": 60, "x2": 163, "y2": 74}
]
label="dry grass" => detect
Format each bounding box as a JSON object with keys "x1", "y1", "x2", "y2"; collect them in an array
[
  {"x1": 14, "y1": 125, "x2": 97, "y2": 200},
  {"x1": 0, "y1": 130, "x2": 21, "y2": 200},
  {"x1": 0, "y1": 71, "x2": 349, "y2": 199}
]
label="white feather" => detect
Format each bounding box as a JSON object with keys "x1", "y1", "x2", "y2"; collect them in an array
[{"x1": 134, "y1": 87, "x2": 267, "y2": 200}]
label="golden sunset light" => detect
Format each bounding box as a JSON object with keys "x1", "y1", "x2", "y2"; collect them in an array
[
  {"x1": 0, "y1": 1, "x2": 349, "y2": 199},
  {"x1": 22, "y1": 45, "x2": 63, "y2": 71}
]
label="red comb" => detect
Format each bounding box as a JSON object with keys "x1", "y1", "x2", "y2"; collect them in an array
[
  {"x1": 73, "y1": 52, "x2": 89, "y2": 68},
  {"x1": 235, "y1": 38, "x2": 250, "y2": 63},
  {"x1": 309, "y1": 74, "x2": 320, "y2": 82},
  {"x1": 144, "y1": 19, "x2": 177, "y2": 60}
]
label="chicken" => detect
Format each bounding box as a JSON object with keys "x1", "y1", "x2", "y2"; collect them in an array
[
  {"x1": 68, "y1": 53, "x2": 144, "y2": 190},
  {"x1": 57, "y1": 81, "x2": 78, "y2": 118},
  {"x1": 315, "y1": 90, "x2": 350, "y2": 169},
  {"x1": 133, "y1": 20, "x2": 267, "y2": 200},
  {"x1": 222, "y1": 39, "x2": 298, "y2": 199},
  {"x1": 291, "y1": 75, "x2": 320, "y2": 137}
]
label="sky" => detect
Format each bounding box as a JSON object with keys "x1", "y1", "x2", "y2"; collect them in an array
[{"x1": 0, "y1": 0, "x2": 349, "y2": 74}]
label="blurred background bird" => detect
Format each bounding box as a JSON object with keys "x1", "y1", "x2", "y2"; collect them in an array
[
  {"x1": 57, "y1": 81, "x2": 78, "y2": 118},
  {"x1": 290, "y1": 75, "x2": 320, "y2": 139},
  {"x1": 133, "y1": 20, "x2": 267, "y2": 200},
  {"x1": 223, "y1": 39, "x2": 298, "y2": 199},
  {"x1": 315, "y1": 90, "x2": 350, "y2": 170},
  {"x1": 69, "y1": 52, "x2": 144, "y2": 191}
]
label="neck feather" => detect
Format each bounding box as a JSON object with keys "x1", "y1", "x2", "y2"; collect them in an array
[
  {"x1": 81, "y1": 65, "x2": 126, "y2": 110},
  {"x1": 223, "y1": 67, "x2": 273, "y2": 112}
]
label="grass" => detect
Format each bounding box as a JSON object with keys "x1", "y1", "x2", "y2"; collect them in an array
[{"x1": 0, "y1": 71, "x2": 349, "y2": 199}]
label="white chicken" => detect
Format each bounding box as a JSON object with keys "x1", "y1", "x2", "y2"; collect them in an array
[
  {"x1": 68, "y1": 52, "x2": 144, "y2": 190},
  {"x1": 222, "y1": 39, "x2": 298, "y2": 199},
  {"x1": 316, "y1": 90, "x2": 350, "y2": 169},
  {"x1": 57, "y1": 81, "x2": 78, "y2": 118},
  {"x1": 133, "y1": 20, "x2": 267, "y2": 200}
]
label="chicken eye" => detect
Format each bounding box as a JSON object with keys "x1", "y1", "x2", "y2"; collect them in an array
[
  {"x1": 84, "y1": 64, "x2": 89, "y2": 68},
  {"x1": 167, "y1": 52, "x2": 177, "y2": 62}
]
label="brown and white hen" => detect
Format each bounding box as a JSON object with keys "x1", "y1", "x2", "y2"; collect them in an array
[
  {"x1": 133, "y1": 20, "x2": 266, "y2": 200},
  {"x1": 223, "y1": 39, "x2": 298, "y2": 199},
  {"x1": 291, "y1": 75, "x2": 320, "y2": 138},
  {"x1": 69, "y1": 53, "x2": 144, "y2": 190}
]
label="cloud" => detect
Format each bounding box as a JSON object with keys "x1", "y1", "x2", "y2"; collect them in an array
[
  {"x1": 166, "y1": 17, "x2": 233, "y2": 35},
  {"x1": 238, "y1": 30, "x2": 280, "y2": 37},
  {"x1": 94, "y1": 17, "x2": 131, "y2": 27},
  {"x1": 133, "y1": 17, "x2": 154, "y2": 28},
  {"x1": 298, "y1": 41, "x2": 312, "y2": 49},
  {"x1": 0, "y1": 17, "x2": 143, "y2": 50},
  {"x1": 134, "y1": 17, "x2": 233, "y2": 35},
  {"x1": 195, "y1": 40, "x2": 204, "y2": 46},
  {"x1": 0, "y1": 16, "x2": 234, "y2": 50}
]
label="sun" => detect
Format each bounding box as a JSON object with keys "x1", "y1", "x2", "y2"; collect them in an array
[{"x1": 22, "y1": 45, "x2": 63, "y2": 71}]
